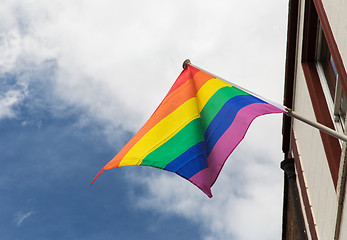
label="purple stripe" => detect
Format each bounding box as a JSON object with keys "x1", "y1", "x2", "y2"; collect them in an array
[
  {"x1": 188, "y1": 168, "x2": 212, "y2": 198},
  {"x1": 189, "y1": 103, "x2": 284, "y2": 196}
]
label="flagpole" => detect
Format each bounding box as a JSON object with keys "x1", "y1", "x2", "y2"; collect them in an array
[
  {"x1": 285, "y1": 108, "x2": 347, "y2": 142},
  {"x1": 183, "y1": 59, "x2": 347, "y2": 143}
]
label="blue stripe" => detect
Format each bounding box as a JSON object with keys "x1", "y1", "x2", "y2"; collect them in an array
[
  {"x1": 204, "y1": 94, "x2": 265, "y2": 156},
  {"x1": 164, "y1": 142, "x2": 208, "y2": 179}
]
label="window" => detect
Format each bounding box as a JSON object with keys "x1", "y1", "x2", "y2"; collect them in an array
[
  {"x1": 315, "y1": 21, "x2": 347, "y2": 131},
  {"x1": 300, "y1": 0, "x2": 342, "y2": 188}
]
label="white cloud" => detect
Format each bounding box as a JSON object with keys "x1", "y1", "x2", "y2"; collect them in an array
[
  {"x1": 0, "y1": 30, "x2": 22, "y2": 72},
  {"x1": 0, "y1": 0, "x2": 287, "y2": 131},
  {"x1": 14, "y1": 211, "x2": 34, "y2": 226},
  {"x1": 0, "y1": 83, "x2": 27, "y2": 119}
]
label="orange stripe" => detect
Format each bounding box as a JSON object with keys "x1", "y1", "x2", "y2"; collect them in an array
[
  {"x1": 105, "y1": 74, "x2": 197, "y2": 169},
  {"x1": 193, "y1": 69, "x2": 215, "y2": 92}
]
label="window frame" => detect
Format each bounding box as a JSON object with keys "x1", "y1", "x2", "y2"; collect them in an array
[
  {"x1": 301, "y1": 0, "x2": 345, "y2": 189},
  {"x1": 315, "y1": 21, "x2": 347, "y2": 132}
]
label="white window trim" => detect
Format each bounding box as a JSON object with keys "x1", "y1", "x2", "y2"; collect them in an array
[{"x1": 316, "y1": 62, "x2": 345, "y2": 144}]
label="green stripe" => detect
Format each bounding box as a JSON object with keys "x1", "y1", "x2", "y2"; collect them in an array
[
  {"x1": 200, "y1": 86, "x2": 249, "y2": 133},
  {"x1": 141, "y1": 118, "x2": 204, "y2": 169}
]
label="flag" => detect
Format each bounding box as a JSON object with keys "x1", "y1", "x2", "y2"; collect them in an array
[{"x1": 92, "y1": 63, "x2": 285, "y2": 197}]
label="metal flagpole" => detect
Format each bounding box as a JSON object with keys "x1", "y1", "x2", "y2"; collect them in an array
[
  {"x1": 182, "y1": 59, "x2": 347, "y2": 143},
  {"x1": 285, "y1": 108, "x2": 347, "y2": 142}
]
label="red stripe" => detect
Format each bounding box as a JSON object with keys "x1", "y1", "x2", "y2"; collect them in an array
[
  {"x1": 91, "y1": 167, "x2": 105, "y2": 185},
  {"x1": 164, "y1": 65, "x2": 200, "y2": 98}
]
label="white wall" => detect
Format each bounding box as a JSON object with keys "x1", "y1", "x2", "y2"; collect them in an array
[{"x1": 291, "y1": 0, "x2": 340, "y2": 239}]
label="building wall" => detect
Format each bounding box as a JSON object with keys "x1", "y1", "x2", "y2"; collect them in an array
[
  {"x1": 292, "y1": 58, "x2": 338, "y2": 240},
  {"x1": 289, "y1": 0, "x2": 345, "y2": 239}
]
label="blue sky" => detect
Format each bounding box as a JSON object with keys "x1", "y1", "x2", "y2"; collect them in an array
[
  {"x1": 0, "y1": 1, "x2": 288, "y2": 239},
  {"x1": 0, "y1": 112, "x2": 200, "y2": 240}
]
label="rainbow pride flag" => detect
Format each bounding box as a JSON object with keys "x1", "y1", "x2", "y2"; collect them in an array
[{"x1": 92, "y1": 64, "x2": 285, "y2": 197}]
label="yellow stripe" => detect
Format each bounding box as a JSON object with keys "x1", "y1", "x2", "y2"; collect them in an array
[
  {"x1": 119, "y1": 97, "x2": 200, "y2": 166},
  {"x1": 196, "y1": 78, "x2": 232, "y2": 111}
]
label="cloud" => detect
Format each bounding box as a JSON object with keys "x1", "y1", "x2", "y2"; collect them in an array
[
  {"x1": 14, "y1": 211, "x2": 34, "y2": 226},
  {"x1": 0, "y1": 0, "x2": 287, "y2": 133},
  {"x1": 0, "y1": 82, "x2": 27, "y2": 119}
]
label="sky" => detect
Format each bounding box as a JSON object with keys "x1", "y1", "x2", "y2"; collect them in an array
[{"x1": 0, "y1": 1, "x2": 288, "y2": 239}]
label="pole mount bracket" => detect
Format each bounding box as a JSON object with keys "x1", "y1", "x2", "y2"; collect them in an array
[{"x1": 182, "y1": 59, "x2": 191, "y2": 69}]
